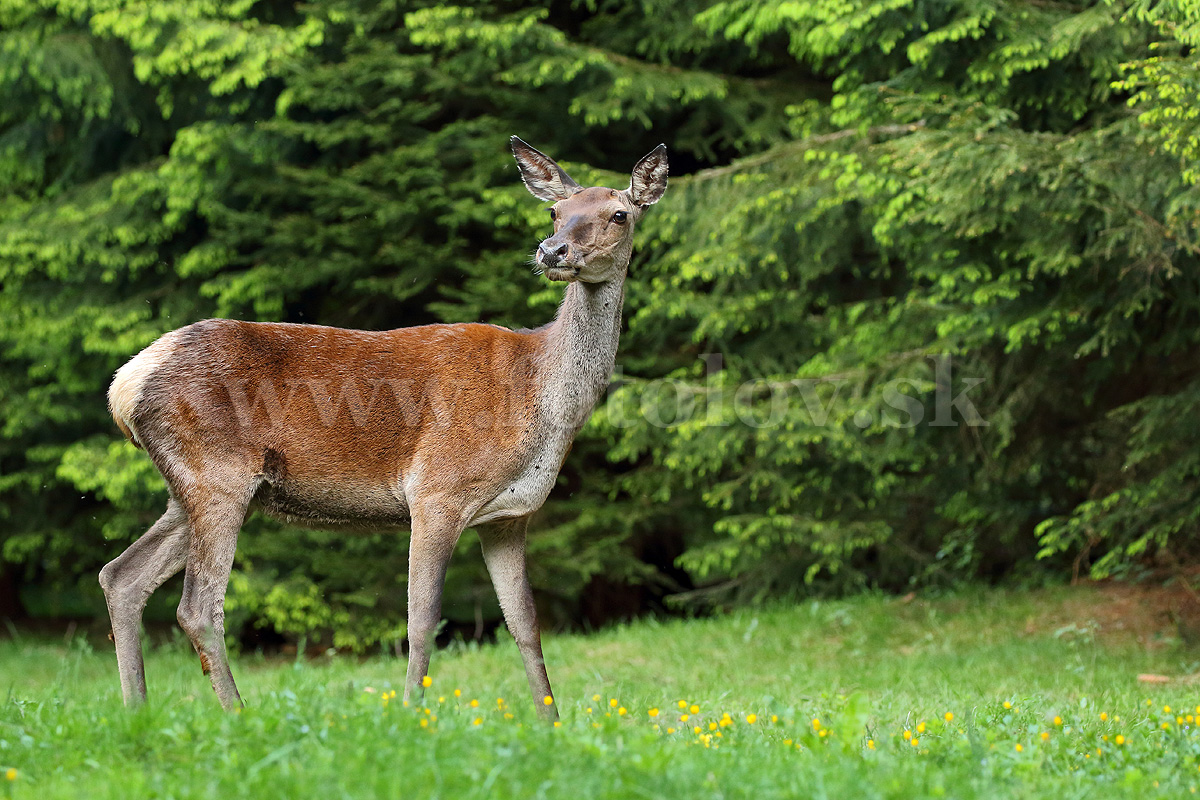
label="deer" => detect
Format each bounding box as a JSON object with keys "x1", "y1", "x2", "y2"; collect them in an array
[{"x1": 98, "y1": 137, "x2": 668, "y2": 718}]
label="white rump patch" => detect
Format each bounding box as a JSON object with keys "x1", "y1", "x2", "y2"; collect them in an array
[{"x1": 108, "y1": 329, "x2": 183, "y2": 446}]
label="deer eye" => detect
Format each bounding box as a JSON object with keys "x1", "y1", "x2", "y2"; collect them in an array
[
  {"x1": 611, "y1": 210, "x2": 628, "y2": 224},
  {"x1": 549, "y1": 208, "x2": 557, "y2": 221}
]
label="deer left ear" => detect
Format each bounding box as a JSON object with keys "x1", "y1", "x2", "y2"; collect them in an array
[{"x1": 629, "y1": 144, "x2": 668, "y2": 207}]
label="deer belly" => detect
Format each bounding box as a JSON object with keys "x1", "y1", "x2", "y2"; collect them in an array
[{"x1": 252, "y1": 475, "x2": 410, "y2": 531}]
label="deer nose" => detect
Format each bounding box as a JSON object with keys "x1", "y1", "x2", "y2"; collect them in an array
[{"x1": 538, "y1": 241, "x2": 569, "y2": 267}]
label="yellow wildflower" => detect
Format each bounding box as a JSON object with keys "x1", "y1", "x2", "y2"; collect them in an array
[
  {"x1": 473, "y1": 717, "x2": 482, "y2": 726},
  {"x1": 1040, "y1": 732, "x2": 1050, "y2": 741},
  {"x1": 917, "y1": 722, "x2": 926, "y2": 734},
  {"x1": 1115, "y1": 735, "x2": 1125, "y2": 745},
  {"x1": 543, "y1": 696, "x2": 554, "y2": 707},
  {"x1": 1015, "y1": 744, "x2": 1023, "y2": 752},
  {"x1": 1100, "y1": 712, "x2": 1108, "y2": 721},
  {"x1": 1054, "y1": 716, "x2": 1062, "y2": 726},
  {"x1": 678, "y1": 700, "x2": 687, "y2": 709},
  {"x1": 454, "y1": 689, "x2": 462, "y2": 698},
  {"x1": 867, "y1": 739, "x2": 875, "y2": 750},
  {"x1": 680, "y1": 714, "x2": 689, "y2": 722},
  {"x1": 709, "y1": 722, "x2": 718, "y2": 731},
  {"x1": 690, "y1": 704, "x2": 700, "y2": 714},
  {"x1": 746, "y1": 714, "x2": 757, "y2": 724},
  {"x1": 693, "y1": 726, "x2": 702, "y2": 735},
  {"x1": 911, "y1": 737, "x2": 919, "y2": 748},
  {"x1": 1003, "y1": 701, "x2": 1012, "y2": 709},
  {"x1": 903, "y1": 729, "x2": 912, "y2": 741},
  {"x1": 770, "y1": 715, "x2": 779, "y2": 724},
  {"x1": 812, "y1": 718, "x2": 821, "y2": 730},
  {"x1": 421, "y1": 675, "x2": 432, "y2": 688},
  {"x1": 618, "y1": 707, "x2": 627, "y2": 716},
  {"x1": 944, "y1": 712, "x2": 954, "y2": 723},
  {"x1": 469, "y1": 699, "x2": 479, "y2": 708},
  {"x1": 610, "y1": 698, "x2": 619, "y2": 708},
  {"x1": 5, "y1": 769, "x2": 15, "y2": 782},
  {"x1": 553, "y1": 721, "x2": 561, "y2": 728},
  {"x1": 649, "y1": 708, "x2": 659, "y2": 718}
]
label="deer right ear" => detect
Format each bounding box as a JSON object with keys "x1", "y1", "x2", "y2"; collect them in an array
[
  {"x1": 511, "y1": 136, "x2": 583, "y2": 202},
  {"x1": 629, "y1": 144, "x2": 668, "y2": 207}
]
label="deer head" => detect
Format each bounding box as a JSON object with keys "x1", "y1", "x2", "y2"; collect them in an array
[{"x1": 511, "y1": 137, "x2": 668, "y2": 283}]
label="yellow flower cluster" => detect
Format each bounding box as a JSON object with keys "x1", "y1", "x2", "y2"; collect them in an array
[{"x1": 360, "y1": 682, "x2": 1198, "y2": 769}]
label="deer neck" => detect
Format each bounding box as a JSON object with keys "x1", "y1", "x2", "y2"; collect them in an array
[{"x1": 535, "y1": 276, "x2": 626, "y2": 433}]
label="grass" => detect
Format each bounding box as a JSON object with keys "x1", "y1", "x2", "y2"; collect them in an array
[{"x1": 2, "y1": 585, "x2": 1199, "y2": 798}]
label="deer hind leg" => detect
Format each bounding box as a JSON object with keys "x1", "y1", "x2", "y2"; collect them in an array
[
  {"x1": 403, "y1": 501, "x2": 466, "y2": 704},
  {"x1": 478, "y1": 515, "x2": 556, "y2": 720},
  {"x1": 99, "y1": 499, "x2": 190, "y2": 706},
  {"x1": 176, "y1": 486, "x2": 252, "y2": 711}
]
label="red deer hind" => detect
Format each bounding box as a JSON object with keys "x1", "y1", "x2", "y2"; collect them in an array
[{"x1": 99, "y1": 137, "x2": 668, "y2": 717}]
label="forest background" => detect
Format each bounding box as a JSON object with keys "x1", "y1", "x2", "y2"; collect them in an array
[{"x1": 2, "y1": 0, "x2": 1199, "y2": 651}]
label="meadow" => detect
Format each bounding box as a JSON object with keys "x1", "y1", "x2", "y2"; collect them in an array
[{"x1": 1, "y1": 585, "x2": 1198, "y2": 799}]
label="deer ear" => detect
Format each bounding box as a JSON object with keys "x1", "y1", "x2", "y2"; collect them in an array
[
  {"x1": 629, "y1": 144, "x2": 668, "y2": 207},
  {"x1": 511, "y1": 136, "x2": 582, "y2": 202}
]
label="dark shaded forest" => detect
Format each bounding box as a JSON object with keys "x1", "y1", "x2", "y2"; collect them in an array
[{"x1": 2, "y1": 0, "x2": 1199, "y2": 649}]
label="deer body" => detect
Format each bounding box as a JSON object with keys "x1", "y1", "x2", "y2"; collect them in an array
[{"x1": 99, "y1": 139, "x2": 667, "y2": 716}]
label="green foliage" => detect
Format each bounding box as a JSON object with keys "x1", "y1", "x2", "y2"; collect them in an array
[
  {"x1": 1, "y1": 0, "x2": 1199, "y2": 644},
  {"x1": 604, "y1": 0, "x2": 1200, "y2": 597}
]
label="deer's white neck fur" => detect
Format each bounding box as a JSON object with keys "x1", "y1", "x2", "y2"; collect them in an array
[
  {"x1": 537, "y1": 277, "x2": 626, "y2": 431},
  {"x1": 470, "y1": 277, "x2": 625, "y2": 526}
]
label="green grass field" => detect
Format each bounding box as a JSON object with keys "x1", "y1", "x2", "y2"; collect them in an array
[{"x1": 2, "y1": 586, "x2": 1198, "y2": 799}]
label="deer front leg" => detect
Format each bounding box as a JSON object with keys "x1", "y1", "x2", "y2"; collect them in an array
[
  {"x1": 404, "y1": 504, "x2": 465, "y2": 704},
  {"x1": 478, "y1": 515, "x2": 556, "y2": 720}
]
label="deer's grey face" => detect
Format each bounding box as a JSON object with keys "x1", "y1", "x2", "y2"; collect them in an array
[
  {"x1": 511, "y1": 137, "x2": 668, "y2": 284},
  {"x1": 538, "y1": 187, "x2": 639, "y2": 282}
]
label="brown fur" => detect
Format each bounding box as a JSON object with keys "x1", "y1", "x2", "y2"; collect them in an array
[{"x1": 129, "y1": 319, "x2": 544, "y2": 529}]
